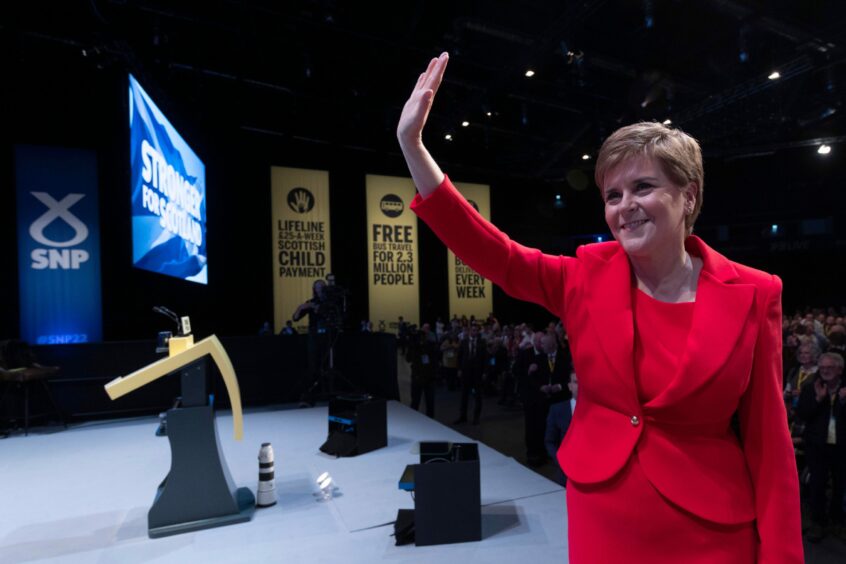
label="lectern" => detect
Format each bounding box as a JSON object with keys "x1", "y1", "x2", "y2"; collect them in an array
[{"x1": 104, "y1": 335, "x2": 255, "y2": 538}]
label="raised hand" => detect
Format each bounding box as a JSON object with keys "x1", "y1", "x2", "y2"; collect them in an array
[
  {"x1": 397, "y1": 53, "x2": 449, "y2": 149},
  {"x1": 396, "y1": 53, "x2": 449, "y2": 197}
]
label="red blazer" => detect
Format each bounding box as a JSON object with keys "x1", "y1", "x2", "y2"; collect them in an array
[{"x1": 412, "y1": 176, "x2": 802, "y2": 563}]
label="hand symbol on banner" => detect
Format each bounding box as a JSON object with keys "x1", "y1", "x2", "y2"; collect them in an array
[{"x1": 290, "y1": 189, "x2": 312, "y2": 213}]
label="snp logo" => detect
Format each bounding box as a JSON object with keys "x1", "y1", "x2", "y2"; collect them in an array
[{"x1": 29, "y1": 192, "x2": 90, "y2": 270}]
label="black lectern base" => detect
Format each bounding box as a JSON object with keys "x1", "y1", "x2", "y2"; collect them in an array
[
  {"x1": 147, "y1": 401, "x2": 255, "y2": 539},
  {"x1": 149, "y1": 487, "x2": 255, "y2": 539}
]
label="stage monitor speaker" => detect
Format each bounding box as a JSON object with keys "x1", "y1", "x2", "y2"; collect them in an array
[
  {"x1": 395, "y1": 441, "x2": 481, "y2": 546},
  {"x1": 319, "y1": 395, "x2": 387, "y2": 457}
]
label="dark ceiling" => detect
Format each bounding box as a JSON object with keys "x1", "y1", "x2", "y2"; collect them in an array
[{"x1": 8, "y1": 0, "x2": 846, "y2": 181}]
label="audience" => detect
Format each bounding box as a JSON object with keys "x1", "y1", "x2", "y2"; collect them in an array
[{"x1": 784, "y1": 307, "x2": 846, "y2": 543}]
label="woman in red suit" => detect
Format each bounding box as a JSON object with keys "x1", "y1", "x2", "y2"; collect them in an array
[{"x1": 397, "y1": 53, "x2": 803, "y2": 563}]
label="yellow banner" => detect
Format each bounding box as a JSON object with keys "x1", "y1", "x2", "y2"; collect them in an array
[
  {"x1": 271, "y1": 167, "x2": 332, "y2": 334},
  {"x1": 449, "y1": 182, "x2": 493, "y2": 320},
  {"x1": 366, "y1": 175, "x2": 419, "y2": 333}
]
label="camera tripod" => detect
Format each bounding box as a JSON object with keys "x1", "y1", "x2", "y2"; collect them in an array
[{"x1": 299, "y1": 326, "x2": 361, "y2": 407}]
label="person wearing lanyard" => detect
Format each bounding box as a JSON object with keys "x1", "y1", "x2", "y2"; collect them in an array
[
  {"x1": 797, "y1": 352, "x2": 846, "y2": 542},
  {"x1": 524, "y1": 333, "x2": 568, "y2": 467},
  {"x1": 784, "y1": 342, "x2": 820, "y2": 411}
]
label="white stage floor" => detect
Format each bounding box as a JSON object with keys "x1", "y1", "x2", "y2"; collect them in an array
[{"x1": 0, "y1": 401, "x2": 568, "y2": 563}]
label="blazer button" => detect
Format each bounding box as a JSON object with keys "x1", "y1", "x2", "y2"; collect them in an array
[{"x1": 630, "y1": 415, "x2": 640, "y2": 427}]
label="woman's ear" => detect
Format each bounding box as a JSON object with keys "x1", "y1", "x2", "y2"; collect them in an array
[{"x1": 684, "y1": 182, "x2": 697, "y2": 215}]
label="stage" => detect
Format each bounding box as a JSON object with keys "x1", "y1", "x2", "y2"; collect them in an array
[{"x1": 0, "y1": 400, "x2": 568, "y2": 563}]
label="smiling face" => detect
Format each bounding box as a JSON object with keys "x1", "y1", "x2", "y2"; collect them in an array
[
  {"x1": 818, "y1": 354, "x2": 843, "y2": 384},
  {"x1": 595, "y1": 122, "x2": 704, "y2": 239},
  {"x1": 602, "y1": 156, "x2": 695, "y2": 259}
]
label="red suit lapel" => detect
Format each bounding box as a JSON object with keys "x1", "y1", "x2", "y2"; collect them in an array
[{"x1": 581, "y1": 236, "x2": 756, "y2": 411}]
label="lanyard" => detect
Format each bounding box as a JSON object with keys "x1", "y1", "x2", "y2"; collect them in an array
[{"x1": 797, "y1": 369, "x2": 812, "y2": 389}]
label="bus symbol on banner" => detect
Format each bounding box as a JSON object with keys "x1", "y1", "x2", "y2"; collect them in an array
[
  {"x1": 29, "y1": 192, "x2": 91, "y2": 270},
  {"x1": 380, "y1": 194, "x2": 404, "y2": 218}
]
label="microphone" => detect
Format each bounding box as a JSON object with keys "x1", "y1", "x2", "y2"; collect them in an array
[
  {"x1": 152, "y1": 306, "x2": 182, "y2": 334},
  {"x1": 156, "y1": 306, "x2": 179, "y2": 319}
]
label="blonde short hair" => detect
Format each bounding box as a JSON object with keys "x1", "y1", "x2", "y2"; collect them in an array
[{"x1": 595, "y1": 122, "x2": 704, "y2": 235}]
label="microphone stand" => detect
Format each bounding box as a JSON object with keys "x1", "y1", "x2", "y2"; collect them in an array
[{"x1": 153, "y1": 306, "x2": 183, "y2": 336}]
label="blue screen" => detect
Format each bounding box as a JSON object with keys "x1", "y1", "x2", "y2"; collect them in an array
[{"x1": 129, "y1": 74, "x2": 207, "y2": 284}]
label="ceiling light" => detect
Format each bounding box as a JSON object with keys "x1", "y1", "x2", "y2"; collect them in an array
[
  {"x1": 662, "y1": 119, "x2": 672, "y2": 125},
  {"x1": 485, "y1": 111, "x2": 492, "y2": 117},
  {"x1": 818, "y1": 144, "x2": 831, "y2": 155},
  {"x1": 768, "y1": 71, "x2": 781, "y2": 80},
  {"x1": 554, "y1": 194, "x2": 565, "y2": 209},
  {"x1": 524, "y1": 69, "x2": 535, "y2": 78},
  {"x1": 461, "y1": 121, "x2": 469, "y2": 127},
  {"x1": 444, "y1": 134, "x2": 453, "y2": 141},
  {"x1": 581, "y1": 154, "x2": 590, "y2": 160}
]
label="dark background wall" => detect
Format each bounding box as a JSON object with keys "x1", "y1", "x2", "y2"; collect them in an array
[{"x1": 3, "y1": 5, "x2": 845, "y2": 343}]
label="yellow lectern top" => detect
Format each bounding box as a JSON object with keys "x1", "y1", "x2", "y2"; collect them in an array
[{"x1": 104, "y1": 335, "x2": 245, "y2": 440}]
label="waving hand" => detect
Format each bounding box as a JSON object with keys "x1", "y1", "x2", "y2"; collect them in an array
[{"x1": 396, "y1": 53, "x2": 449, "y2": 197}]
